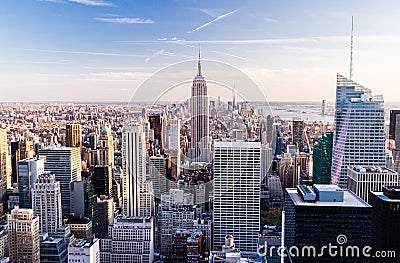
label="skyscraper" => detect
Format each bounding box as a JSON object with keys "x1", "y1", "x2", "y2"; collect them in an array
[
  {"x1": 33, "y1": 173, "x2": 63, "y2": 234},
  {"x1": 347, "y1": 166, "x2": 399, "y2": 203},
  {"x1": 8, "y1": 207, "x2": 41, "y2": 263},
  {"x1": 149, "y1": 155, "x2": 168, "y2": 199},
  {"x1": 285, "y1": 185, "x2": 372, "y2": 263},
  {"x1": 94, "y1": 195, "x2": 114, "y2": 239},
  {"x1": 312, "y1": 132, "x2": 333, "y2": 184},
  {"x1": 389, "y1": 110, "x2": 400, "y2": 148},
  {"x1": 166, "y1": 118, "x2": 180, "y2": 150},
  {"x1": 39, "y1": 146, "x2": 82, "y2": 215},
  {"x1": 100, "y1": 216, "x2": 154, "y2": 263},
  {"x1": 18, "y1": 157, "x2": 45, "y2": 208},
  {"x1": 370, "y1": 186, "x2": 400, "y2": 262},
  {"x1": 213, "y1": 140, "x2": 261, "y2": 252},
  {"x1": 331, "y1": 74, "x2": 386, "y2": 188},
  {"x1": 98, "y1": 126, "x2": 114, "y2": 168},
  {"x1": 93, "y1": 165, "x2": 112, "y2": 198},
  {"x1": 66, "y1": 124, "x2": 82, "y2": 150},
  {"x1": 0, "y1": 129, "x2": 11, "y2": 201},
  {"x1": 292, "y1": 118, "x2": 304, "y2": 151},
  {"x1": 122, "y1": 123, "x2": 146, "y2": 217},
  {"x1": 190, "y1": 50, "x2": 210, "y2": 162}
]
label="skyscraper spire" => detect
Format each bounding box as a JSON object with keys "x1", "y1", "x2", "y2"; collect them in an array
[
  {"x1": 198, "y1": 45, "x2": 202, "y2": 76},
  {"x1": 350, "y1": 16, "x2": 354, "y2": 80}
]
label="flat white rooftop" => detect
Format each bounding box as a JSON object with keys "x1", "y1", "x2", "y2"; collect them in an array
[{"x1": 286, "y1": 188, "x2": 370, "y2": 208}]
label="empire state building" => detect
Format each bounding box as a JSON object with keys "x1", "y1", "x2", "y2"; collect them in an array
[{"x1": 190, "y1": 50, "x2": 211, "y2": 162}]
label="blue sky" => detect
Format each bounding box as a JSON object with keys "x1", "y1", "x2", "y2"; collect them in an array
[{"x1": 1, "y1": 0, "x2": 400, "y2": 102}]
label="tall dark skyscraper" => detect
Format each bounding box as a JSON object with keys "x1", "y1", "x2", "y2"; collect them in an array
[
  {"x1": 370, "y1": 186, "x2": 400, "y2": 262},
  {"x1": 389, "y1": 110, "x2": 400, "y2": 144},
  {"x1": 190, "y1": 50, "x2": 210, "y2": 162},
  {"x1": 312, "y1": 132, "x2": 333, "y2": 184},
  {"x1": 66, "y1": 124, "x2": 82, "y2": 150},
  {"x1": 292, "y1": 118, "x2": 304, "y2": 151},
  {"x1": 285, "y1": 184, "x2": 372, "y2": 263}
]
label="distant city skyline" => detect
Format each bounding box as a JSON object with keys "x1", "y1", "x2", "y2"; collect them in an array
[{"x1": 1, "y1": 0, "x2": 400, "y2": 102}]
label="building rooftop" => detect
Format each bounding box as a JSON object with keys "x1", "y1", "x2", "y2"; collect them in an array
[
  {"x1": 371, "y1": 186, "x2": 400, "y2": 202},
  {"x1": 348, "y1": 166, "x2": 397, "y2": 174},
  {"x1": 286, "y1": 188, "x2": 370, "y2": 207}
]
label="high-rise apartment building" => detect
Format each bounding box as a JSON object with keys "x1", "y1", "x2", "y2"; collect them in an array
[
  {"x1": 39, "y1": 146, "x2": 82, "y2": 214},
  {"x1": 18, "y1": 157, "x2": 45, "y2": 208},
  {"x1": 122, "y1": 123, "x2": 146, "y2": 217},
  {"x1": 8, "y1": 207, "x2": 40, "y2": 263},
  {"x1": 190, "y1": 51, "x2": 210, "y2": 162},
  {"x1": 100, "y1": 216, "x2": 154, "y2": 263},
  {"x1": 66, "y1": 124, "x2": 82, "y2": 150},
  {"x1": 33, "y1": 173, "x2": 63, "y2": 234},
  {"x1": 347, "y1": 166, "x2": 399, "y2": 203},
  {"x1": 331, "y1": 74, "x2": 386, "y2": 188},
  {"x1": 312, "y1": 132, "x2": 333, "y2": 184},
  {"x1": 213, "y1": 140, "x2": 261, "y2": 252}
]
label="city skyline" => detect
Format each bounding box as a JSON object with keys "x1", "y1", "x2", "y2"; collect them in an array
[{"x1": 1, "y1": 0, "x2": 400, "y2": 102}]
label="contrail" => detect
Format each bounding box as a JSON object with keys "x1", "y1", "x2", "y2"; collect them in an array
[
  {"x1": 211, "y1": 50, "x2": 255, "y2": 61},
  {"x1": 187, "y1": 9, "x2": 239, "y2": 34}
]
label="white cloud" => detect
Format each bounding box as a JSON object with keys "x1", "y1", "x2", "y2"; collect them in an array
[
  {"x1": 187, "y1": 9, "x2": 239, "y2": 34},
  {"x1": 94, "y1": 17, "x2": 154, "y2": 24},
  {"x1": 68, "y1": 0, "x2": 114, "y2": 7}
]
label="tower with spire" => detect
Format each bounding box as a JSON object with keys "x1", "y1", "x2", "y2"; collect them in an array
[{"x1": 189, "y1": 48, "x2": 211, "y2": 162}]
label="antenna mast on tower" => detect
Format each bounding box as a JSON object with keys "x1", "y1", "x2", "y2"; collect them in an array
[{"x1": 350, "y1": 16, "x2": 354, "y2": 80}]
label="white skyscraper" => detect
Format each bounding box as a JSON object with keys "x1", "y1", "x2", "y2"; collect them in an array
[
  {"x1": 331, "y1": 74, "x2": 386, "y2": 188},
  {"x1": 33, "y1": 172, "x2": 63, "y2": 234},
  {"x1": 190, "y1": 50, "x2": 210, "y2": 162},
  {"x1": 166, "y1": 118, "x2": 180, "y2": 150},
  {"x1": 122, "y1": 123, "x2": 146, "y2": 217},
  {"x1": 213, "y1": 140, "x2": 261, "y2": 252}
]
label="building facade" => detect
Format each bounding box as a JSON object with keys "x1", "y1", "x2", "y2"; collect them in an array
[
  {"x1": 39, "y1": 146, "x2": 82, "y2": 215},
  {"x1": 18, "y1": 157, "x2": 45, "y2": 209},
  {"x1": 285, "y1": 185, "x2": 372, "y2": 263},
  {"x1": 213, "y1": 140, "x2": 261, "y2": 252},
  {"x1": 312, "y1": 132, "x2": 333, "y2": 184},
  {"x1": 100, "y1": 216, "x2": 154, "y2": 263},
  {"x1": 33, "y1": 173, "x2": 63, "y2": 234},
  {"x1": 331, "y1": 74, "x2": 386, "y2": 188},
  {"x1": 370, "y1": 186, "x2": 400, "y2": 262},
  {"x1": 8, "y1": 207, "x2": 40, "y2": 263},
  {"x1": 347, "y1": 166, "x2": 399, "y2": 203}
]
